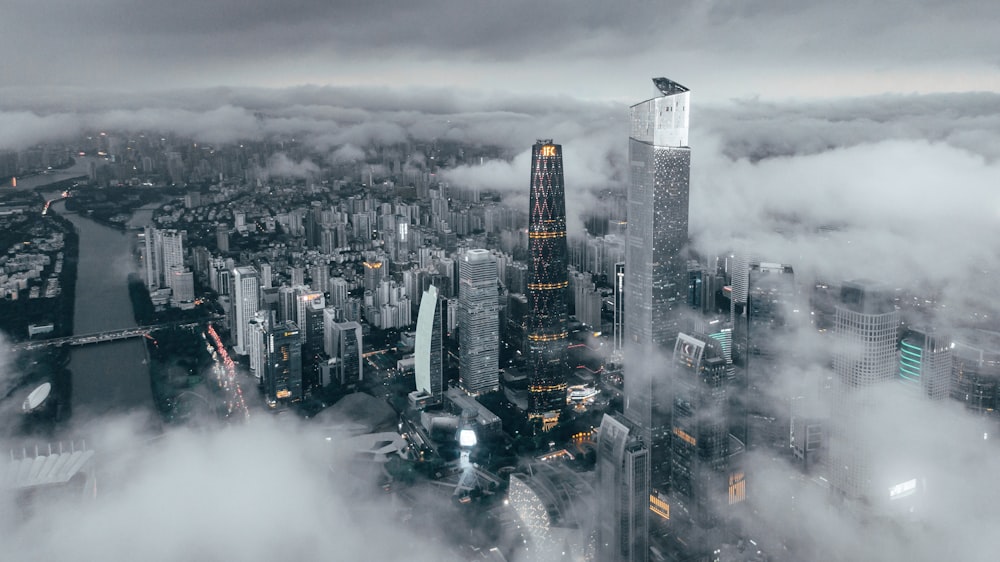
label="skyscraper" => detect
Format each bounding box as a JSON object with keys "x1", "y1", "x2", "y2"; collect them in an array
[
  {"x1": 899, "y1": 327, "x2": 951, "y2": 401},
  {"x1": 744, "y1": 262, "x2": 797, "y2": 450},
  {"x1": 458, "y1": 249, "x2": 499, "y2": 395},
  {"x1": 667, "y1": 333, "x2": 731, "y2": 528},
  {"x1": 527, "y1": 140, "x2": 569, "y2": 429},
  {"x1": 143, "y1": 226, "x2": 184, "y2": 290},
  {"x1": 596, "y1": 414, "x2": 649, "y2": 562},
  {"x1": 327, "y1": 320, "x2": 363, "y2": 387},
  {"x1": 829, "y1": 280, "x2": 900, "y2": 500},
  {"x1": 263, "y1": 320, "x2": 302, "y2": 407},
  {"x1": 415, "y1": 285, "x2": 444, "y2": 401},
  {"x1": 623, "y1": 77, "x2": 692, "y2": 487},
  {"x1": 231, "y1": 266, "x2": 260, "y2": 355},
  {"x1": 613, "y1": 262, "x2": 626, "y2": 362}
]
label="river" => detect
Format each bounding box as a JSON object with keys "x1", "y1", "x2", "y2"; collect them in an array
[
  {"x1": 10, "y1": 157, "x2": 97, "y2": 192},
  {"x1": 49, "y1": 198, "x2": 157, "y2": 418}
]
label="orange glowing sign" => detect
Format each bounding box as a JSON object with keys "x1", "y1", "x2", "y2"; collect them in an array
[
  {"x1": 276, "y1": 389, "x2": 292, "y2": 399},
  {"x1": 540, "y1": 145, "x2": 556, "y2": 157}
]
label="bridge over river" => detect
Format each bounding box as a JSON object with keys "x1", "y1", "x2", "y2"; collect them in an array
[{"x1": 14, "y1": 316, "x2": 224, "y2": 352}]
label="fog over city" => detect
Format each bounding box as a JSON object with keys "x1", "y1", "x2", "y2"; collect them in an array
[{"x1": 2, "y1": 0, "x2": 999, "y2": 560}]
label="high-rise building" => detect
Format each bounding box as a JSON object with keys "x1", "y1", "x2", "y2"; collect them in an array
[
  {"x1": 951, "y1": 330, "x2": 1000, "y2": 416},
  {"x1": 277, "y1": 285, "x2": 297, "y2": 324},
  {"x1": 326, "y1": 321, "x2": 363, "y2": 387},
  {"x1": 828, "y1": 280, "x2": 900, "y2": 500},
  {"x1": 295, "y1": 288, "x2": 325, "y2": 344},
  {"x1": 215, "y1": 224, "x2": 230, "y2": 253},
  {"x1": 143, "y1": 227, "x2": 184, "y2": 290},
  {"x1": 415, "y1": 285, "x2": 444, "y2": 401},
  {"x1": 459, "y1": 249, "x2": 499, "y2": 395},
  {"x1": 623, "y1": 77, "x2": 692, "y2": 488},
  {"x1": 667, "y1": 333, "x2": 731, "y2": 528},
  {"x1": 526, "y1": 140, "x2": 570, "y2": 428},
  {"x1": 596, "y1": 414, "x2": 649, "y2": 562},
  {"x1": 744, "y1": 262, "x2": 796, "y2": 450},
  {"x1": 263, "y1": 321, "x2": 303, "y2": 407},
  {"x1": 301, "y1": 296, "x2": 326, "y2": 393},
  {"x1": 613, "y1": 262, "x2": 626, "y2": 362},
  {"x1": 899, "y1": 327, "x2": 951, "y2": 401},
  {"x1": 231, "y1": 266, "x2": 260, "y2": 355}
]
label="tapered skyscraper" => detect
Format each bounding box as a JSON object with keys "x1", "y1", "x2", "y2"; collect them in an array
[
  {"x1": 527, "y1": 140, "x2": 569, "y2": 429},
  {"x1": 623, "y1": 78, "x2": 692, "y2": 486}
]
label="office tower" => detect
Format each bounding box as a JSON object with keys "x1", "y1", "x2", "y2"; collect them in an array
[
  {"x1": 295, "y1": 288, "x2": 325, "y2": 344},
  {"x1": 899, "y1": 328, "x2": 951, "y2": 400},
  {"x1": 327, "y1": 321, "x2": 363, "y2": 387},
  {"x1": 322, "y1": 306, "x2": 340, "y2": 356},
  {"x1": 247, "y1": 311, "x2": 269, "y2": 379},
  {"x1": 263, "y1": 321, "x2": 303, "y2": 407},
  {"x1": 310, "y1": 263, "x2": 329, "y2": 293},
  {"x1": 613, "y1": 262, "x2": 625, "y2": 361},
  {"x1": 596, "y1": 414, "x2": 649, "y2": 562},
  {"x1": 301, "y1": 296, "x2": 326, "y2": 393},
  {"x1": 277, "y1": 286, "x2": 296, "y2": 324},
  {"x1": 459, "y1": 249, "x2": 500, "y2": 395},
  {"x1": 829, "y1": 280, "x2": 899, "y2": 500},
  {"x1": 951, "y1": 331, "x2": 1000, "y2": 415},
  {"x1": 744, "y1": 262, "x2": 796, "y2": 450},
  {"x1": 415, "y1": 285, "x2": 444, "y2": 401},
  {"x1": 526, "y1": 140, "x2": 570, "y2": 428},
  {"x1": 623, "y1": 77, "x2": 692, "y2": 488},
  {"x1": 260, "y1": 263, "x2": 272, "y2": 289},
  {"x1": 231, "y1": 266, "x2": 260, "y2": 355},
  {"x1": 729, "y1": 254, "x2": 752, "y2": 365},
  {"x1": 216, "y1": 224, "x2": 230, "y2": 253},
  {"x1": 667, "y1": 333, "x2": 731, "y2": 530}
]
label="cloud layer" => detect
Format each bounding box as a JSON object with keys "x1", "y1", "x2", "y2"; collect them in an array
[{"x1": 0, "y1": 415, "x2": 457, "y2": 562}]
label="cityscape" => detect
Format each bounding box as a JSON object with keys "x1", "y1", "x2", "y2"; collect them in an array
[{"x1": 2, "y1": 2, "x2": 1000, "y2": 561}]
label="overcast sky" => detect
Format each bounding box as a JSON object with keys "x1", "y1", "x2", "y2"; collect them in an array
[
  {"x1": 3, "y1": 4, "x2": 1000, "y2": 559},
  {"x1": 2, "y1": 0, "x2": 999, "y2": 102}
]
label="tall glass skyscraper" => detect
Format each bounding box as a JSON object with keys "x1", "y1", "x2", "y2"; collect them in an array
[
  {"x1": 596, "y1": 413, "x2": 649, "y2": 562},
  {"x1": 527, "y1": 140, "x2": 569, "y2": 428},
  {"x1": 415, "y1": 285, "x2": 444, "y2": 401},
  {"x1": 459, "y1": 249, "x2": 499, "y2": 395},
  {"x1": 623, "y1": 78, "x2": 692, "y2": 487},
  {"x1": 231, "y1": 266, "x2": 260, "y2": 355},
  {"x1": 264, "y1": 320, "x2": 303, "y2": 408}
]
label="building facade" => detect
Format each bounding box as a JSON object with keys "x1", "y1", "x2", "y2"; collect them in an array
[
  {"x1": 623, "y1": 77, "x2": 693, "y2": 489},
  {"x1": 829, "y1": 281, "x2": 900, "y2": 500},
  {"x1": 596, "y1": 414, "x2": 649, "y2": 562},
  {"x1": 264, "y1": 320, "x2": 303, "y2": 408},
  {"x1": 527, "y1": 140, "x2": 570, "y2": 428},
  {"x1": 458, "y1": 249, "x2": 499, "y2": 395},
  {"x1": 231, "y1": 266, "x2": 260, "y2": 355},
  {"x1": 415, "y1": 285, "x2": 444, "y2": 401}
]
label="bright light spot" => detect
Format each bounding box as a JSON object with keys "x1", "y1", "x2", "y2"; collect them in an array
[{"x1": 459, "y1": 429, "x2": 477, "y2": 448}]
